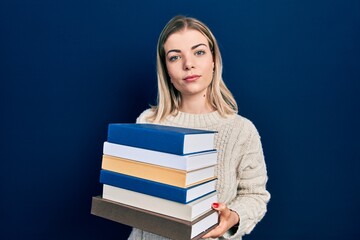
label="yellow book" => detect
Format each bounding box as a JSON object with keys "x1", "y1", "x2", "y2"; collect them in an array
[{"x1": 101, "y1": 155, "x2": 216, "y2": 188}]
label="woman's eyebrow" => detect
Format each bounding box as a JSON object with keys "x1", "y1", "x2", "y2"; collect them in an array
[
  {"x1": 191, "y1": 43, "x2": 207, "y2": 49},
  {"x1": 166, "y1": 43, "x2": 208, "y2": 56},
  {"x1": 166, "y1": 49, "x2": 180, "y2": 56}
]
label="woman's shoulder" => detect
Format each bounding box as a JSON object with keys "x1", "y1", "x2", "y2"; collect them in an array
[
  {"x1": 136, "y1": 108, "x2": 154, "y2": 123},
  {"x1": 232, "y1": 113, "x2": 260, "y2": 136}
]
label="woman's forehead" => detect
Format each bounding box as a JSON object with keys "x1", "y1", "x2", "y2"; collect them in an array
[{"x1": 164, "y1": 29, "x2": 209, "y2": 50}]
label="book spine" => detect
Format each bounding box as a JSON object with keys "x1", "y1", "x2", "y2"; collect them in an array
[
  {"x1": 100, "y1": 170, "x2": 187, "y2": 203},
  {"x1": 102, "y1": 185, "x2": 217, "y2": 221},
  {"x1": 101, "y1": 155, "x2": 189, "y2": 187},
  {"x1": 103, "y1": 141, "x2": 218, "y2": 171},
  {"x1": 107, "y1": 124, "x2": 185, "y2": 155},
  {"x1": 91, "y1": 196, "x2": 218, "y2": 240},
  {"x1": 103, "y1": 141, "x2": 187, "y2": 170}
]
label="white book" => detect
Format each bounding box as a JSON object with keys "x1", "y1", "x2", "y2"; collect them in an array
[
  {"x1": 103, "y1": 141, "x2": 217, "y2": 171},
  {"x1": 102, "y1": 184, "x2": 218, "y2": 221}
]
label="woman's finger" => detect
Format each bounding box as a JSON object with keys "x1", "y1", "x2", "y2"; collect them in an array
[{"x1": 212, "y1": 202, "x2": 231, "y2": 217}]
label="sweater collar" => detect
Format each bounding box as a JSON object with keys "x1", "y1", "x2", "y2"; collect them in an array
[{"x1": 164, "y1": 111, "x2": 231, "y2": 129}]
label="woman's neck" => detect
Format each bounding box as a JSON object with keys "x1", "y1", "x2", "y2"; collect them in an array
[{"x1": 179, "y1": 93, "x2": 215, "y2": 114}]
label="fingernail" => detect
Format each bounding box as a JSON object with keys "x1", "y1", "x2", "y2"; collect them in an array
[{"x1": 212, "y1": 202, "x2": 219, "y2": 208}]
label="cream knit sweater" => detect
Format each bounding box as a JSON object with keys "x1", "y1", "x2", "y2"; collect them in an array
[{"x1": 128, "y1": 109, "x2": 270, "y2": 240}]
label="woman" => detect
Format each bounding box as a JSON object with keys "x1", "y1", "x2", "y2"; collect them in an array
[{"x1": 128, "y1": 15, "x2": 270, "y2": 240}]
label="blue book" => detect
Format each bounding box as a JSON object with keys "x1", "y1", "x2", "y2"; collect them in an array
[
  {"x1": 100, "y1": 170, "x2": 217, "y2": 204},
  {"x1": 107, "y1": 123, "x2": 216, "y2": 155}
]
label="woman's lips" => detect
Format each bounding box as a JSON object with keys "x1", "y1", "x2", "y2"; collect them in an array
[{"x1": 183, "y1": 75, "x2": 201, "y2": 82}]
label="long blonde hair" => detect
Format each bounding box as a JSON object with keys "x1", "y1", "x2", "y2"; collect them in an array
[{"x1": 148, "y1": 15, "x2": 238, "y2": 123}]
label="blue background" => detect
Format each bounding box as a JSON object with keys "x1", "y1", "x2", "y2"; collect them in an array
[{"x1": 1, "y1": 0, "x2": 359, "y2": 239}]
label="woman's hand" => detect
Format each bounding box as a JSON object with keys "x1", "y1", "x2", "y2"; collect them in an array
[{"x1": 202, "y1": 202, "x2": 240, "y2": 239}]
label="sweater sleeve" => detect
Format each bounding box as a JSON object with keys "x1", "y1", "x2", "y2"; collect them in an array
[
  {"x1": 224, "y1": 121, "x2": 270, "y2": 239},
  {"x1": 135, "y1": 109, "x2": 153, "y2": 123}
]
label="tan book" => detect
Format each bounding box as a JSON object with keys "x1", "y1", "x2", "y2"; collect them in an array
[
  {"x1": 91, "y1": 196, "x2": 219, "y2": 240},
  {"x1": 101, "y1": 155, "x2": 216, "y2": 188}
]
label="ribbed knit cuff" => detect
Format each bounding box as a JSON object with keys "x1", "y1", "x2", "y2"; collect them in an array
[
  {"x1": 236, "y1": 205, "x2": 250, "y2": 236},
  {"x1": 222, "y1": 205, "x2": 249, "y2": 239}
]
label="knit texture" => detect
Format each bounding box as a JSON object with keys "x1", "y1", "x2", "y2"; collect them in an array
[{"x1": 128, "y1": 109, "x2": 270, "y2": 240}]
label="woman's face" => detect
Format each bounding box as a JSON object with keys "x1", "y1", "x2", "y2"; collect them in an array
[{"x1": 164, "y1": 29, "x2": 214, "y2": 98}]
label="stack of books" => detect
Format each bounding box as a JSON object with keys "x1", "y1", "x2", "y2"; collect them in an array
[{"x1": 91, "y1": 123, "x2": 219, "y2": 240}]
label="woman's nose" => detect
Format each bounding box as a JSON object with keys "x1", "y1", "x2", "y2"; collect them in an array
[{"x1": 183, "y1": 55, "x2": 195, "y2": 70}]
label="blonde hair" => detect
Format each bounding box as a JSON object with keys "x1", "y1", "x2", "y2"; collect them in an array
[{"x1": 148, "y1": 15, "x2": 238, "y2": 123}]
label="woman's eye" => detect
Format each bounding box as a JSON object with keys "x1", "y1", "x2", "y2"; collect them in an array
[
  {"x1": 195, "y1": 50, "x2": 206, "y2": 56},
  {"x1": 169, "y1": 56, "x2": 180, "y2": 62}
]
